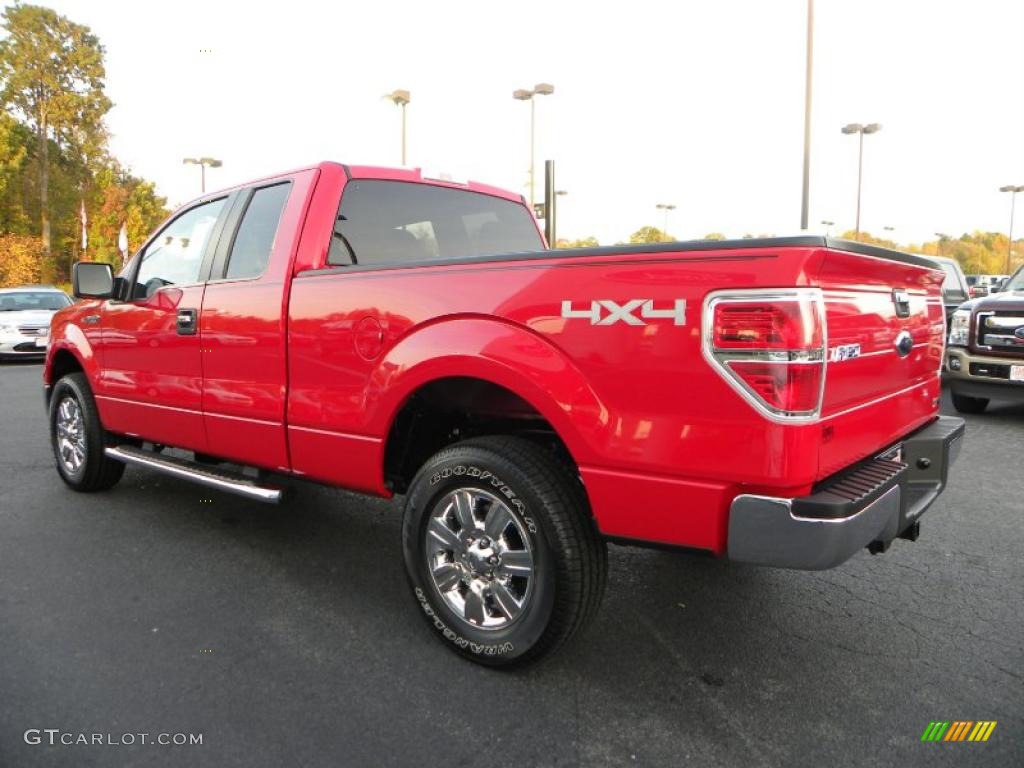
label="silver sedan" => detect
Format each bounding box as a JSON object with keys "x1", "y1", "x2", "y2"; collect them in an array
[{"x1": 0, "y1": 286, "x2": 73, "y2": 360}]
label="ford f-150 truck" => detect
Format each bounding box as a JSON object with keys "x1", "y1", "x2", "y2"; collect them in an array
[
  {"x1": 945, "y1": 263, "x2": 1024, "y2": 411},
  {"x1": 44, "y1": 161, "x2": 964, "y2": 666}
]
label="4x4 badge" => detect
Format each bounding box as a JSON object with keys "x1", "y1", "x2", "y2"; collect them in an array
[{"x1": 561, "y1": 299, "x2": 686, "y2": 326}]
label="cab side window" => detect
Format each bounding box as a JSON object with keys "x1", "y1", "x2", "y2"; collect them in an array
[
  {"x1": 134, "y1": 198, "x2": 226, "y2": 299},
  {"x1": 223, "y1": 183, "x2": 291, "y2": 280},
  {"x1": 222, "y1": 182, "x2": 290, "y2": 280}
]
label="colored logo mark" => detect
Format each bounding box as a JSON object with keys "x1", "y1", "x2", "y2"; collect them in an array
[{"x1": 920, "y1": 721, "x2": 997, "y2": 742}]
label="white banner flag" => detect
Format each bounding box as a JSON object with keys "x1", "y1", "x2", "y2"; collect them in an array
[{"x1": 80, "y1": 199, "x2": 88, "y2": 251}]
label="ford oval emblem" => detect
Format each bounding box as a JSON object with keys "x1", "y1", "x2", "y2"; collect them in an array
[
  {"x1": 894, "y1": 330, "x2": 914, "y2": 357},
  {"x1": 1016, "y1": 327, "x2": 1024, "y2": 341}
]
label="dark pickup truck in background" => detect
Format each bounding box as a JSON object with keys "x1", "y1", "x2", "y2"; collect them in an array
[{"x1": 945, "y1": 264, "x2": 1024, "y2": 412}]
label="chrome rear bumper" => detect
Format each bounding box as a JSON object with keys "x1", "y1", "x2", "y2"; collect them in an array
[{"x1": 727, "y1": 415, "x2": 965, "y2": 570}]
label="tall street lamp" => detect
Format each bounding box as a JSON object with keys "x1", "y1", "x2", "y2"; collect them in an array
[
  {"x1": 656, "y1": 203, "x2": 676, "y2": 236},
  {"x1": 513, "y1": 82, "x2": 554, "y2": 207},
  {"x1": 183, "y1": 157, "x2": 222, "y2": 194},
  {"x1": 821, "y1": 219, "x2": 834, "y2": 235},
  {"x1": 387, "y1": 89, "x2": 411, "y2": 165},
  {"x1": 934, "y1": 232, "x2": 950, "y2": 257},
  {"x1": 999, "y1": 184, "x2": 1024, "y2": 274},
  {"x1": 841, "y1": 122, "x2": 881, "y2": 240},
  {"x1": 800, "y1": 0, "x2": 814, "y2": 230}
]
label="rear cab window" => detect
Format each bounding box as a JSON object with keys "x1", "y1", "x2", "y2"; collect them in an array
[{"x1": 328, "y1": 180, "x2": 543, "y2": 267}]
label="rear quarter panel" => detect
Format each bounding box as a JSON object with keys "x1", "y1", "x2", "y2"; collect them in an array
[{"x1": 286, "y1": 245, "x2": 828, "y2": 553}]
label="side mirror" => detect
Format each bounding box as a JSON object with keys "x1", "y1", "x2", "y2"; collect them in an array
[{"x1": 72, "y1": 261, "x2": 114, "y2": 299}]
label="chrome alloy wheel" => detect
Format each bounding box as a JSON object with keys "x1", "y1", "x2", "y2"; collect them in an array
[
  {"x1": 425, "y1": 488, "x2": 535, "y2": 630},
  {"x1": 56, "y1": 396, "x2": 87, "y2": 474}
]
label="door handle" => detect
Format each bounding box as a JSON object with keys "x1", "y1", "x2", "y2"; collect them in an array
[{"x1": 176, "y1": 308, "x2": 198, "y2": 335}]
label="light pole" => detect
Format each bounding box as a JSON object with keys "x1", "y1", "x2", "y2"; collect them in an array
[
  {"x1": 999, "y1": 185, "x2": 1024, "y2": 274},
  {"x1": 656, "y1": 203, "x2": 676, "y2": 237},
  {"x1": 800, "y1": 0, "x2": 814, "y2": 230},
  {"x1": 552, "y1": 190, "x2": 568, "y2": 245},
  {"x1": 821, "y1": 219, "x2": 834, "y2": 236},
  {"x1": 934, "y1": 232, "x2": 950, "y2": 257},
  {"x1": 513, "y1": 83, "x2": 554, "y2": 207},
  {"x1": 841, "y1": 123, "x2": 881, "y2": 240},
  {"x1": 387, "y1": 90, "x2": 411, "y2": 165},
  {"x1": 883, "y1": 225, "x2": 895, "y2": 241},
  {"x1": 183, "y1": 157, "x2": 222, "y2": 194}
]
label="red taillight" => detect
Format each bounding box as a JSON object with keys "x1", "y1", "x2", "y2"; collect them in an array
[
  {"x1": 725, "y1": 361, "x2": 823, "y2": 413},
  {"x1": 713, "y1": 302, "x2": 823, "y2": 349},
  {"x1": 703, "y1": 290, "x2": 826, "y2": 421}
]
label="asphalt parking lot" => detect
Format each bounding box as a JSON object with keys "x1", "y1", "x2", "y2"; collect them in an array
[{"x1": 1, "y1": 360, "x2": 1021, "y2": 767}]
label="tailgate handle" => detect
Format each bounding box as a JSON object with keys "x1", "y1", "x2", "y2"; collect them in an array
[
  {"x1": 892, "y1": 289, "x2": 910, "y2": 318},
  {"x1": 176, "y1": 308, "x2": 198, "y2": 335}
]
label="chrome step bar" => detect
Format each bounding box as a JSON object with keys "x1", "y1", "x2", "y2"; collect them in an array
[{"x1": 105, "y1": 445, "x2": 283, "y2": 504}]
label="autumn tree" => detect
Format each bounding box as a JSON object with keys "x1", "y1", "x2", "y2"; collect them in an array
[
  {"x1": 555, "y1": 236, "x2": 600, "y2": 248},
  {"x1": 0, "y1": 4, "x2": 111, "y2": 254},
  {"x1": 629, "y1": 226, "x2": 673, "y2": 244},
  {"x1": 0, "y1": 233, "x2": 46, "y2": 286},
  {"x1": 87, "y1": 162, "x2": 167, "y2": 266},
  {"x1": 0, "y1": 112, "x2": 29, "y2": 233},
  {"x1": 851, "y1": 230, "x2": 1022, "y2": 276}
]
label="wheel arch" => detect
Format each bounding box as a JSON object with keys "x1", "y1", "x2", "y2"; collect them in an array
[
  {"x1": 45, "y1": 346, "x2": 88, "y2": 409},
  {"x1": 372, "y1": 318, "x2": 611, "y2": 493}
]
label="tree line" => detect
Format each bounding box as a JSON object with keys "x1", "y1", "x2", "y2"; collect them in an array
[
  {"x1": 4, "y1": 4, "x2": 1018, "y2": 289},
  {"x1": 559, "y1": 227, "x2": 1021, "y2": 276},
  {"x1": 0, "y1": 3, "x2": 167, "y2": 288}
]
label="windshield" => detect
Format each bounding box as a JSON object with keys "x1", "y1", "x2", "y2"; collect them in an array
[
  {"x1": 1005, "y1": 267, "x2": 1024, "y2": 292},
  {"x1": 0, "y1": 291, "x2": 72, "y2": 311}
]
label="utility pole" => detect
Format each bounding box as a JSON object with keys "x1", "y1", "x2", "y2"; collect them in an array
[
  {"x1": 387, "y1": 90, "x2": 411, "y2": 165},
  {"x1": 183, "y1": 157, "x2": 222, "y2": 195},
  {"x1": 840, "y1": 123, "x2": 881, "y2": 240},
  {"x1": 800, "y1": 0, "x2": 814, "y2": 230},
  {"x1": 513, "y1": 83, "x2": 554, "y2": 207},
  {"x1": 656, "y1": 203, "x2": 676, "y2": 237},
  {"x1": 999, "y1": 185, "x2": 1024, "y2": 273}
]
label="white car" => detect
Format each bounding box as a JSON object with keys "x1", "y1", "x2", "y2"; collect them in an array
[{"x1": 0, "y1": 286, "x2": 73, "y2": 360}]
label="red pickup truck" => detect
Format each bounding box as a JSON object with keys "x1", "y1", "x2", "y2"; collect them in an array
[{"x1": 45, "y1": 162, "x2": 963, "y2": 665}]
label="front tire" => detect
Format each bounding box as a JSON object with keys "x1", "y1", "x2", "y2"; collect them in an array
[
  {"x1": 49, "y1": 372, "x2": 125, "y2": 492},
  {"x1": 951, "y1": 392, "x2": 988, "y2": 414},
  {"x1": 402, "y1": 436, "x2": 606, "y2": 667}
]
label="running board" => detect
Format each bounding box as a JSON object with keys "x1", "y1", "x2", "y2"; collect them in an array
[{"x1": 105, "y1": 445, "x2": 283, "y2": 504}]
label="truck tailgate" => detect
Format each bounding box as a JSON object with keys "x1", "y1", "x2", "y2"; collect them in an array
[{"x1": 815, "y1": 247, "x2": 946, "y2": 479}]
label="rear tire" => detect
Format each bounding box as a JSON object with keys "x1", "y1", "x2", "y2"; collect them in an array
[
  {"x1": 49, "y1": 372, "x2": 125, "y2": 492},
  {"x1": 402, "y1": 436, "x2": 606, "y2": 667},
  {"x1": 951, "y1": 392, "x2": 988, "y2": 414}
]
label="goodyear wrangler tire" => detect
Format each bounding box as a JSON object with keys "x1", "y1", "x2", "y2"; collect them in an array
[
  {"x1": 402, "y1": 436, "x2": 607, "y2": 666},
  {"x1": 49, "y1": 373, "x2": 125, "y2": 492}
]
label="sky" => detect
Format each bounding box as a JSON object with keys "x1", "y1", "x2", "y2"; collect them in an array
[{"x1": 13, "y1": 0, "x2": 1024, "y2": 245}]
